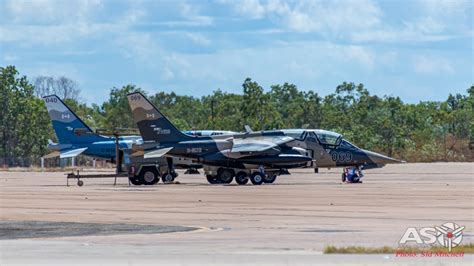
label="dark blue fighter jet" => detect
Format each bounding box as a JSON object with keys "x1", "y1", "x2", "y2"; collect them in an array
[
  {"x1": 127, "y1": 92, "x2": 313, "y2": 185},
  {"x1": 127, "y1": 92, "x2": 403, "y2": 185}
]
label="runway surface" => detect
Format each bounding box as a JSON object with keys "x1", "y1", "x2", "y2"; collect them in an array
[{"x1": 0, "y1": 162, "x2": 472, "y2": 265}]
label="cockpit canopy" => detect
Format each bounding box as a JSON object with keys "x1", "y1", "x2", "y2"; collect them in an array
[
  {"x1": 313, "y1": 130, "x2": 341, "y2": 146},
  {"x1": 281, "y1": 129, "x2": 307, "y2": 140},
  {"x1": 281, "y1": 129, "x2": 344, "y2": 146}
]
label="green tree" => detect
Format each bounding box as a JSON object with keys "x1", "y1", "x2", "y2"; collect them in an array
[
  {"x1": 101, "y1": 85, "x2": 147, "y2": 131},
  {"x1": 241, "y1": 78, "x2": 282, "y2": 130},
  {"x1": 0, "y1": 66, "x2": 50, "y2": 166}
]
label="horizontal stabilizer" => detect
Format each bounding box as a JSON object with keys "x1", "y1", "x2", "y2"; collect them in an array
[
  {"x1": 144, "y1": 147, "x2": 173, "y2": 159},
  {"x1": 43, "y1": 147, "x2": 88, "y2": 158},
  {"x1": 131, "y1": 150, "x2": 144, "y2": 157},
  {"x1": 43, "y1": 151, "x2": 61, "y2": 159},
  {"x1": 59, "y1": 147, "x2": 88, "y2": 158}
]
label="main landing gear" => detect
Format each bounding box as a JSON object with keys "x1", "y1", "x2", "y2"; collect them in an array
[{"x1": 205, "y1": 166, "x2": 278, "y2": 186}]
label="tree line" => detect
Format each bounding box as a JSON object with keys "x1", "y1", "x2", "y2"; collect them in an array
[{"x1": 1, "y1": 65, "x2": 472, "y2": 167}]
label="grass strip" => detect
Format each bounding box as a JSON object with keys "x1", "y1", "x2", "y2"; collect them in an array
[{"x1": 324, "y1": 243, "x2": 474, "y2": 254}]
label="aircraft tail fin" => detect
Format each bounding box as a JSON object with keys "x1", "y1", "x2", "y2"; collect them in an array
[
  {"x1": 43, "y1": 95, "x2": 105, "y2": 144},
  {"x1": 127, "y1": 92, "x2": 193, "y2": 143}
]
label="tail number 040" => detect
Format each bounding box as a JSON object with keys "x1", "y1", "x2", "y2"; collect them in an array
[{"x1": 45, "y1": 97, "x2": 58, "y2": 103}]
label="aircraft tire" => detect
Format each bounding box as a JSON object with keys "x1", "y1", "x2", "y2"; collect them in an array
[
  {"x1": 129, "y1": 177, "x2": 142, "y2": 186},
  {"x1": 235, "y1": 172, "x2": 249, "y2": 185},
  {"x1": 162, "y1": 173, "x2": 174, "y2": 183},
  {"x1": 341, "y1": 173, "x2": 346, "y2": 182},
  {"x1": 77, "y1": 180, "x2": 84, "y2": 187},
  {"x1": 206, "y1": 175, "x2": 220, "y2": 184},
  {"x1": 217, "y1": 168, "x2": 234, "y2": 184},
  {"x1": 263, "y1": 174, "x2": 277, "y2": 184},
  {"x1": 139, "y1": 167, "x2": 160, "y2": 185},
  {"x1": 250, "y1": 172, "x2": 264, "y2": 185}
]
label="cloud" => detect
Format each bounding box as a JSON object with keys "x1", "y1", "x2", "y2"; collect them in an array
[
  {"x1": 2, "y1": 0, "x2": 470, "y2": 104},
  {"x1": 413, "y1": 55, "x2": 454, "y2": 74},
  {"x1": 350, "y1": 27, "x2": 459, "y2": 43},
  {"x1": 4, "y1": 0, "x2": 103, "y2": 24},
  {"x1": 0, "y1": 23, "x2": 120, "y2": 44},
  {"x1": 115, "y1": 32, "x2": 160, "y2": 62},
  {"x1": 185, "y1": 33, "x2": 211, "y2": 46},
  {"x1": 0, "y1": 0, "x2": 151, "y2": 45},
  {"x1": 3, "y1": 54, "x2": 18, "y2": 62},
  {"x1": 223, "y1": 0, "x2": 382, "y2": 34},
  {"x1": 418, "y1": 0, "x2": 472, "y2": 15},
  {"x1": 222, "y1": 0, "x2": 472, "y2": 45},
  {"x1": 179, "y1": 2, "x2": 213, "y2": 26},
  {"x1": 345, "y1": 46, "x2": 376, "y2": 71},
  {"x1": 235, "y1": 0, "x2": 267, "y2": 19},
  {"x1": 156, "y1": 41, "x2": 379, "y2": 86}
]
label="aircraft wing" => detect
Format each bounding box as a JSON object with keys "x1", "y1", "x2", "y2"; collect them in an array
[
  {"x1": 231, "y1": 142, "x2": 279, "y2": 153},
  {"x1": 230, "y1": 136, "x2": 294, "y2": 154},
  {"x1": 44, "y1": 147, "x2": 88, "y2": 158},
  {"x1": 144, "y1": 147, "x2": 173, "y2": 159},
  {"x1": 43, "y1": 151, "x2": 61, "y2": 159},
  {"x1": 59, "y1": 147, "x2": 88, "y2": 158}
]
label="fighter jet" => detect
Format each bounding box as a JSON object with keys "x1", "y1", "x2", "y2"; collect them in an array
[
  {"x1": 127, "y1": 92, "x2": 313, "y2": 185},
  {"x1": 43, "y1": 95, "x2": 139, "y2": 161},
  {"x1": 43, "y1": 94, "x2": 238, "y2": 184},
  {"x1": 128, "y1": 91, "x2": 404, "y2": 185}
]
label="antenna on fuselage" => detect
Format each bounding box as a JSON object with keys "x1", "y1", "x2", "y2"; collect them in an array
[{"x1": 244, "y1": 125, "x2": 253, "y2": 133}]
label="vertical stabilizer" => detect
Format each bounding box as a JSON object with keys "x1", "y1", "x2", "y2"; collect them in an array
[
  {"x1": 43, "y1": 95, "x2": 105, "y2": 144},
  {"x1": 127, "y1": 92, "x2": 192, "y2": 143}
]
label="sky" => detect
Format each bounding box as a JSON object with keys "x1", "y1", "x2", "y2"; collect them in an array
[{"x1": 0, "y1": 0, "x2": 472, "y2": 104}]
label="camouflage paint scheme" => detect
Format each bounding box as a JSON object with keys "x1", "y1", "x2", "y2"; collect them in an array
[
  {"x1": 127, "y1": 92, "x2": 312, "y2": 170},
  {"x1": 127, "y1": 92, "x2": 402, "y2": 172},
  {"x1": 279, "y1": 129, "x2": 403, "y2": 170}
]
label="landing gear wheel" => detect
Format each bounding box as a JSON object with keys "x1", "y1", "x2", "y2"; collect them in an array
[
  {"x1": 206, "y1": 175, "x2": 220, "y2": 184},
  {"x1": 140, "y1": 168, "x2": 159, "y2": 185},
  {"x1": 162, "y1": 173, "x2": 174, "y2": 183},
  {"x1": 184, "y1": 168, "x2": 200, "y2": 175},
  {"x1": 77, "y1": 180, "x2": 84, "y2": 187},
  {"x1": 250, "y1": 172, "x2": 264, "y2": 185},
  {"x1": 129, "y1": 177, "x2": 142, "y2": 186},
  {"x1": 217, "y1": 168, "x2": 234, "y2": 184},
  {"x1": 341, "y1": 173, "x2": 346, "y2": 182},
  {"x1": 263, "y1": 174, "x2": 277, "y2": 184},
  {"x1": 235, "y1": 172, "x2": 249, "y2": 185}
]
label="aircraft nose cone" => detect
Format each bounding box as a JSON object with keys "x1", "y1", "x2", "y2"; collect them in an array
[{"x1": 362, "y1": 149, "x2": 404, "y2": 164}]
